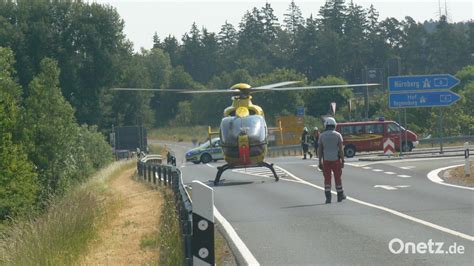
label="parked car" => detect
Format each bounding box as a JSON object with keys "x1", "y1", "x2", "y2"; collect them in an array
[
  {"x1": 185, "y1": 137, "x2": 224, "y2": 164},
  {"x1": 336, "y1": 119, "x2": 419, "y2": 158}
]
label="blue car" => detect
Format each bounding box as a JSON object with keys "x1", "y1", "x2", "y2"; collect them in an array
[{"x1": 185, "y1": 138, "x2": 224, "y2": 164}]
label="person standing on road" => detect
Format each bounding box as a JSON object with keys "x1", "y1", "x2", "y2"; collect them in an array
[
  {"x1": 310, "y1": 127, "x2": 320, "y2": 157},
  {"x1": 318, "y1": 117, "x2": 346, "y2": 203},
  {"x1": 301, "y1": 127, "x2": 313, "y2": 159}
]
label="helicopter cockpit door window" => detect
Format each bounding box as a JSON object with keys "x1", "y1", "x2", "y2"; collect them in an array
[{"x1": 220, "y1": 115, "x2": 267, "y2": 146}]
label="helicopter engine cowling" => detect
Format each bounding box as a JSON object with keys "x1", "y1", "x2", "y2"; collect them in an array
[{"x1": 220, "y1": 115, "x2": 267, "y2": 166}]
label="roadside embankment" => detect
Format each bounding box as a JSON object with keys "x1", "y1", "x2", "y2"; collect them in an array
[{"x1": 0, "y1": 160, "x2": 135, "y2": 265}]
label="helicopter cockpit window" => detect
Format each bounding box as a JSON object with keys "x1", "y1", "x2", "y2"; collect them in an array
[{"x1": 220, "y1": 115, "x2": 267, "y2": 146}]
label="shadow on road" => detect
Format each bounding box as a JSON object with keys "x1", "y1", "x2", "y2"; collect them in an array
[{"x1": 282, "y1": 203, "x2": 327, "y2": 209}]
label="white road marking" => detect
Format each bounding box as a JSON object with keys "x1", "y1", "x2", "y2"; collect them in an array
[
  {"x1": 400, "y1": 166, "x2": 415, "y2": 170},
  {"x1": 276, "y1": 166, "x2": 474, "y2": 242},
  {"x1": 397, "y1": 174, "x2": 411, "y2": 178},
  {"x1": 427, "y1": 164, "x2": 474, "y2": 191},
  {"x1": 372, "y1": 169, "x2": 383, "y2": 172},
  {"x1": 280, "y1": 178, "x2": 304, "y2": 183},
  {"x1": 233, "y1": 167, "x2": 287, "y2": 176},
  {"x1": 214, "y1": 207, "x2": 260, "y2": 265},
  {"x1": 206, "y1": 163, "x2": 215, "y2": 168},
  {"x1": 384, "y1": 171, "x2": 396, "y2": 175},
  {"x1": 346, "y1": 163, "x2": 361, "y2": 167},
  {"x1": 355, "y1": 156, "x2": 464, "y2": 167},
  {"x1": 374, "y1": 185, "x2": 397, "y2": 190},
  {"x1": 362, "y1": 166, "x2": 372, "y2": 170},
  {"x1": 374, "y1": 185, "x2": 410, "y2": 190}
]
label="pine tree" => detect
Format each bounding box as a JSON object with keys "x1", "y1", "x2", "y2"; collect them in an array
[
  {"x1": 218, "y1": 21, "x2": 238, "y2": 54},
  {"x1": 343, "y1": 0, "x2": 369, "y2": 81},
  {"x1": 318, "y1": 0, "x2": 347, "y2": 35},
  {"x1": 283, "y1": 0, "x2": 304, "y2": 38}
]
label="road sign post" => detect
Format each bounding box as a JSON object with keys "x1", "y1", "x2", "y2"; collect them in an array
[
  {"x1": 192, "y1": 181, "x2": 215, "y2": 266},
  {"x1": 465, "y1": 142, "x2": 471, "y2": 177},
  {"x1": 388, "y1": 74, "x2": 460, "y2": 155}
]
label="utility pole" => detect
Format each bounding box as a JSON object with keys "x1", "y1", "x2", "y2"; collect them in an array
[{"x1": 364, "y1": 66, "x2": 369, "y2": 120}]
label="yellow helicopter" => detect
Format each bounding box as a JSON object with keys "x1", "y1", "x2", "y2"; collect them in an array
[{"x1": 114, "y1": 81, "x2": 378, "y2": 185}]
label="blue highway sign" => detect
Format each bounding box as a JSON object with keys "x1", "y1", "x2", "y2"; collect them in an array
[
  {"x1": 388, "y1": 74, "x2": 460, "y2": 92},
  {"x1": 389, "y1": 90, "x2": 461, "y2": 108},
  {"x1": 296, "y1": 106, "x2": 305, "y2": 116}
]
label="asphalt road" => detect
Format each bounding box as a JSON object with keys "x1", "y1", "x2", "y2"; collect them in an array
[{"x1": 152, "y1": 140, "x2": 473, "y2": 265}]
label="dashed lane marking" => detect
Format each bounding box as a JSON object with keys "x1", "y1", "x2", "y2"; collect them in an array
[
  {"x1": 362, "y1": 166, "x2": 372, "y2": 170},
  {"x1": 384, "y1": 171, "x2": 396, "y2": 175},
  {"x1": 372, "y1": 169, "x2": 383, "y2": 172},
  {"x1": 400, "y1": 166, "x2": 416, "y2": 170},
  {"x1": 397, "y1": 174, "x2": 411, "y2": 178}
]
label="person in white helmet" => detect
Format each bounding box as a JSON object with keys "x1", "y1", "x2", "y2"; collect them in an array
[
  {"x1": 301, "y1": 127, "x2": 313, "y2": 159},
  {"x1": 318, "y1": 117, "x2": 346, "y2": 203}
]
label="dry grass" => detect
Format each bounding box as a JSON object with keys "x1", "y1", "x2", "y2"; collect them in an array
[
  {"x1": 157, "y1": 188, "x2": 184, "y2": 266},
  {"x1": 148, "y1": 126, "x2": 209, "y2": 142},
  {"x1": 81, "y1": 166, "x2": 163, "y2": 265},
  {"x1": 444, "y1": 163, "x2": 474, "y2": 187},
  {"x1": 0, "y1": 160, "x2": 134, "y2": 265},
  {"x1": 215, "y1": 225, "x2": 237, "y2": 266}
]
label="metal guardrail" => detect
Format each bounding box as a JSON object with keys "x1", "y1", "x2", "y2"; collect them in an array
[
  {"x1": 267, "y1": 144, "x2": 302, "y2": 157},
  {"x1": 137, "y1": 156, "x2": 193, "y2": 265},
  {"x1": 419, "y1": 135, "x2": 474, "y2": 145},
  {"x1": 267, "y1": 136, "x2": 474, "y2": 158}
]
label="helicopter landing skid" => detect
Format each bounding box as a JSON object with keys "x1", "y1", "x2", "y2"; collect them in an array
[{"x1": 214, "y1": 162, "x2": 279, "y2": 186}]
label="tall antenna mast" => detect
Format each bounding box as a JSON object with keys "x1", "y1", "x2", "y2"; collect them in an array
[
  {"x1": 438, "y1": 0, "x2": 442, "y2": 19},
  {"x1": 444, "y1": 0, "x2": 448, "y2": 20}
]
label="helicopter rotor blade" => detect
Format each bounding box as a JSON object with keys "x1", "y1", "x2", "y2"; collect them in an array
[
  {"x1": 111, "y1": 88, "x2": 186, "y2": 92},
  {"x1": 252, "y1": 81, "x2": 302, "y2": 90},
  {"x1": 177, "y1": 89, "x2": 241, "y2": 94},
  {"x1": 255, "y1": 83, "x2": 380, "y2": 91}
]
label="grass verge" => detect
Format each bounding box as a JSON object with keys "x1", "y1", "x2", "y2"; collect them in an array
[
  {"x1": 0, "y1": 160, "x2": 135, "y2": 265},
  {"x1": 148, "y1": 126, "x2": 209, "y2": 142},
  {"x1": 157, "y1": 188, "x2": 184, "y2": 265}
]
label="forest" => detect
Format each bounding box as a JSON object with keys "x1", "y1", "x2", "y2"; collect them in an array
[{"x1": 0, "y1": 0, "x2": 473, "y2": 220}]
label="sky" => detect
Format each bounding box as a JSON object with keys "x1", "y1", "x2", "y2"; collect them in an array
[{"x1": 90, "y1": 0, "x2": 473, "y2": 51}]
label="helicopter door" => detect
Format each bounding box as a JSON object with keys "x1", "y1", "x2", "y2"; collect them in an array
[{"x1": 220, "y1": 115, "x2": 267, "y2": 159}]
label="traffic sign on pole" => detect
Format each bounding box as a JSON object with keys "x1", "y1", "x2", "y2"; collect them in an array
[
  {"x1": 388, "y1": 74, "x2": 460, "y2": 93},
  {"x1": 388, "y1": 74, "x2": 461, "y2": 109},
  {"x1": 389, "y1": 90, "x2": 461, "y2": 108}
]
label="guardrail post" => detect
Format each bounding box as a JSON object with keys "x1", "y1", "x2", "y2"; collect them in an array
[
  {"x1": 140, "y1": 162, "x2": 144, "y2": 177},
  {"x1": 192, "y1": 181, "x2": 214, "y2": 266},
  {"x1": 148, "y1": 165, "x2": 152, "y2": 183},
  {"x1": 172, "y1": 170, "x2": 179, "y2": 192},
  {"x1": 465, "y1": 142, "x2": 471, "y2": 177},
  {"x1": 163, "y1": 167, "x2": 167, "y2": 185},
  {"x1": 143, "y1": 164, "x2": 147, "y2": 180},
  {"x1": 168, "y1": 168, "x2": 172, "y2": 186},
  {"x1": 158, "y1": 167, "x2": 162, "y2": 184}
]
